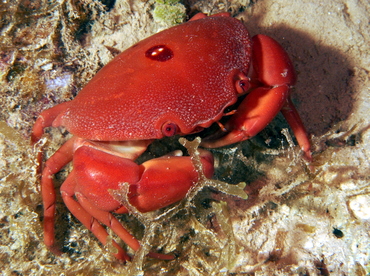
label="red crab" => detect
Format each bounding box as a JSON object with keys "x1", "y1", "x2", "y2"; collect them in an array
[{"x1": 32, "y1": 12, "x2": 311, "y2": 261}]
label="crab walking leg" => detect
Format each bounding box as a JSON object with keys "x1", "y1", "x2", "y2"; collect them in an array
[
  {"x1": 61, "y1": 177, "x2": 131, "y2": 262},
  {"x1": 74, "y1": 192, "x2": 140, "y2": 251},
  {"x1": 74, "y1": 193, "x2": 175, "y2": 260},
  {"x1": 31, "y1": 102, "x2": 70, "y2": 144},
  {"x1": 281, "y1": 97, "x2": 312, "y2": 160},
  {"x1": 41, "y1": 137, "x2": 77, "y2": 254}
]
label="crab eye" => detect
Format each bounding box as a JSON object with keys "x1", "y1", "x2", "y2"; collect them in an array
[
  {"x1": 234, "y1": 72, "x2": 250, "y2": 94},
  {"x1": 236, "y1": 79, "x2": 250, "y2": 94},
  {"x1": 145, "y1": 45, "x2": 174, "y2": 62},
  {"x1": 161, "y1": 122, "x2": 178, "y2": 137}
]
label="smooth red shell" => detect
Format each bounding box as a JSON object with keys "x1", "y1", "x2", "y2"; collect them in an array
[{"x1": 56, "y1": 16, "x2": 252, "y2": 141}]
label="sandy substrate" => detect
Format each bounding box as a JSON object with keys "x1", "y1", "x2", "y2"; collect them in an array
[{"x1": 0, "y1": 0, "x2": 369, "y2": 275}]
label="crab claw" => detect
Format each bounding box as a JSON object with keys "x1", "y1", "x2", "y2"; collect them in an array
[
  {"x1": 201, "y1": 34, "x2": 312, "y2": 161},
  {"x1": 48, "y1": 143, "x2": 214, "y2": 261}
]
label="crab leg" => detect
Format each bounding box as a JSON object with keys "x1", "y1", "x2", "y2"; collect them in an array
[
  {"x1": 74, "y1": 192, "x2": 175, "y2": 260},
  {"x1": 41, "y1": 136, "x2": 76, "y2": 255},
  {"x1": 281, "y1": 97, "x2": 312, "y2": 160},
  {"x1": 31, "y1": 102, "x2": 71, "y2": 176},
  {"x1": 31, "y1": 102, "x2": 70, "y2": 144},
  {"x1": 61, "y1": 175, "x2": 131, "y2": 261}
]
